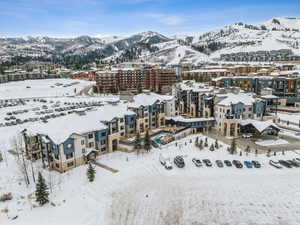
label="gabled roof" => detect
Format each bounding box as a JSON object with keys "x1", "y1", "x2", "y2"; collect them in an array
[
  {"x1": 240, "y1": 119, "x2": 279, "y2": 133},
  {"x1": 217, "y1": 93, "x2": 256, "y2": 106}
]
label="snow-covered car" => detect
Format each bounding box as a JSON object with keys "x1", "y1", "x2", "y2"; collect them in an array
[
  {"x1": 288, "y1": 160, "x2": 300, "y2": 168},
  {"x1": 164, "y1": 159, "x2": 173, "y2": 170},
  {"x1": 159, "y1": 154, "x2": 172, "y2": 169},
  {"x1": 192, "y1": 158, "x2": 202, "y2": 167},
  {"x1": 174, "y1": 156, "x2": 185, "y2": 168}
]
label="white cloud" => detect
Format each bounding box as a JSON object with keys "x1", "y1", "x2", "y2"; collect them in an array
[{"x1": 147, "y1": 13, "x2": 185, "y2": 25}]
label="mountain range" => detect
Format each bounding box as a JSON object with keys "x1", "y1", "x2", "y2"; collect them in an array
[{"x1": 1, "y1": 17, "x2": 300, "y2": 65}]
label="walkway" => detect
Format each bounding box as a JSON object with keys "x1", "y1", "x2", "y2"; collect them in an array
[{"x1": 91, "y1": 160, "x2": 119, "y2": 173}]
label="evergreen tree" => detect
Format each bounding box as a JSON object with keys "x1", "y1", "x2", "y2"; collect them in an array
[
  {"x1": 209, "y1": 143, "x2": 215, "y2": 151},
  {"x1": 134, "y1": 132, "x2": 142, "y2": 150},
  {"x1": 214, "y1": 140, "x2": 219, "y2": 149},
  {"x1": 35, "y1": 172, "x2": 49, "y2": 206},
  {"x1": 87, "y1": 163, "x2": 96, "y2": 182},
  {"x1": 144, "y1": 130, "x2": 151, "y2": 152},
  {"x1": 204, "y1": 137, "x2": 208, "y2": 147},
  {"x1": 229, "y1": 139, "x2": 237, "y2": 155},
  {"x1": 199, "y1": 139, "x2": 204, "y2": 150},
  {"x1": 245, "y1": 145, "x2": 250, "y2": 156}
]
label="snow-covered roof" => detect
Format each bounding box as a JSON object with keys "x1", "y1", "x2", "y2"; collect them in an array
[
  {"x1": 129, "y1": 92, "x2": 174, "y2": 108},
  {"x1": 261, "y1": 95, "x2": 279, "y2": 99},
  {"x1": 185, "y1": 69, "x2": 228, "y2": 73},
  {"x1": 27, "y1": 103, "x2": 135, "y2": 144},
  {"x1": 166, "y1": 116, "x2": 215, "y2": 123},
  {"x1": 217, "y1": 93, "x2": 256, "y2": 106},
  {"x1": 240, "y1": 119, "x2": 279, "y2": 133}
]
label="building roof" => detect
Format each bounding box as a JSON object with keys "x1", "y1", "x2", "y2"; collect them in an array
[
  {"x1": 27, "y1": 103, "x2": 135, "y2": 144},
  {"x1": 128, "y1": 92, "x2": 174, "y2": 108},
  {"x1": 217, "y1": 93, "x2": 256, "y2": 106},
  {"x1": 240, "y1": 119, "x2": 279, "y2": 133},
  {"x1": 166, "y1": 116, "x2": 215, "y2": 123}
]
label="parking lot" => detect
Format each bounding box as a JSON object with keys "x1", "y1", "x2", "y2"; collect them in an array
[{"x1": 97, "y1": 134, "x2": 300, "y2": 225}]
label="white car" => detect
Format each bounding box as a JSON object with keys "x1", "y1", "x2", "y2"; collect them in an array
[{"x1": 159, "y1": 154, "x2": 173, "y2": 170}]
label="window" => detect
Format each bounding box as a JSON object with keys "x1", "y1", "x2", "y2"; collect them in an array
[
  {"x1": 81, "y1": 140, "x2": 85, "y2": 145},
  {"x1": 82, "y1": 148, "x2": 86, "y2": 154},
  {"x1": 55, "y1": 163, "x2": 60, "y2": 168},
  {"x1": 101, "y1": 132, "x2": 106, "y2": 137},
  {"x1": 100, "y1": 140, "x2": 106, "y2": 145},
  {"x1": 55, "y1": 154, "x2": 59, "y2": 160},
  {"x1": 120, "y1": 126, "x2": 124, "y2": 130},
  {"x1": 120, "y1": 118, "x2": 124, "y2": 123},
  {"x1": 101, "y1": 147, "x2": 106, "y2": 152},
  {"x1": 67, "y1": 161, "x2": 74, "y2": 167},
  {"x1": 88, "y1": 142, "x2": 94, "y2": 148},
  {"x1": 88, "y1": 133, "x2": 93, "y2": 139},
  {"x1": 66, "y1": 152, "x2": 73, "y2": 159}
]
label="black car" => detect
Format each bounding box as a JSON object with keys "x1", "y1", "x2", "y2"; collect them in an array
[
  {"x1": 216, "y1": 160, "x2": 224, "y2": 168},
  {"x1": 174, "y1": 156, "x2": 185, "y2": 168},
  {"x1": 233, "y1": 160, "x2": 243, "y2": 168},
  {"x1": 203, "y1": 159, "x2": 212, "y2": 167},
  {"x1": 287, "y1": 160, "x2": 300, "y2": 168},
  {"x1": 252, "y1": 160, "x2": 261, "y2": 168},
  {"x1": 224, "y1": 160, "x2": 232, "y2": 167},
  {"x1": 278, "y1": 160, "x2": 292, "y2": 168}
]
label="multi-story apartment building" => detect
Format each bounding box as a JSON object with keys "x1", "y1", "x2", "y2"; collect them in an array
[
  {"x1": 175, "y1": 81, "x2": 215, "y2": 118},
  {"x1": 0, "y1": 69, "x2": 59, "y2": 84},
  {"x1": 212, "y1": 75, "x2": 300, "y2": 99},
  {"x1": 23, "y1": 92, "x2": 177, "y2": 172},
  {"x1": 182, "y1": 68, "x2": 231, "y2": 82},
  {"x1": 214, "y1": 92, "x2": 266, "y2": 137},
  {"x1": 94, "y1": 68, "x2": 177, "y2": 94}
]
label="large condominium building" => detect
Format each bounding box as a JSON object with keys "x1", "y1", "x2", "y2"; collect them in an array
[
  {"x1": 23, "y1": 92, "x2": 177, "y2": 172},
  {"x1": 212, "y1": 73, "x2": 300, "y2": 99},
  {"x1": 175, "y1": 81, "x2": 215, "y2": 118},
  {"x1": 94, "y1": 68, "x2": 177, "y2": 94},
  {"x1": 214, "y1": 92, "x2": 266, "y2": 137}
]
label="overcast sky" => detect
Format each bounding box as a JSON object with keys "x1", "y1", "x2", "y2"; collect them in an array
[{"x1": 1, "y1": 0, "x2": 300, "y2": 37}]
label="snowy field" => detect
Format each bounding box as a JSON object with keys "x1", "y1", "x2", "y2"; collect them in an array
[
  {"x1": 255, "y1": 139, "x2": 288, "y2": 146},
  {"x1": 1, "y1": 134, "x2": 300, "y2": 225},
  {"x1": 0, "y1": 79, "x2": 95, "y2": 99}
]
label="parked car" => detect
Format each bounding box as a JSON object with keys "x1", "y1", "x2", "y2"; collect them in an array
[
  {"x1": 203, "y1": 159, "x2": 212, "y2": 167},
  {"x1": 192, "y1": 158, "x2": 202, "y2": 167},
  {"x1": 224, "y1": 160, "x2": 232, "y2": 167},
  {"x1": 269, "y1": 160, "x2": 282, "y2": 169},
  {"x1": 151, "y1": 140, "x2": 159, "y2": 148},
  {"x1": 244, "y1": 161, "x2": 253, "y2": 168},
  {"x1": 252, "y1": 161, "x2": 261, "y2": 168},
  {"x1": 278, "y1": 160, "x2": 292, "y2": 168},
  {"x1": 158, "y1": 153, "x2": 172, "y2": 169},
  {"x1": 174, "y1": 156, "x2": 185, "y2": 168},
  {"x1": 287, "y1": 160, "x2": 300, "y2": 168},
  {"x1": 233, "y1": 160, "x2": 243, "y2": 168},
  {"x1": 216, "y1": 160, "x2": 224, "y2": 168}
]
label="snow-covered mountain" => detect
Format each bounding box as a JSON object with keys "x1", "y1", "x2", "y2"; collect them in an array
[
  {"x1": 1, "y1": 17, "x2": 300, "y2": 65},
  {"x1": 192, "y1": 17, "x2": 300, "y2": 61}
]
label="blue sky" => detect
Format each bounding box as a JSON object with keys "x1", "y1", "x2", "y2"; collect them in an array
[{"x1": 0, "y1": 0, "x2": 300, "y2": 37}]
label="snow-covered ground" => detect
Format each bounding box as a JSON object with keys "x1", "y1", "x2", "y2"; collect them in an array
[
  {"x1": 0, "y1": 79, "x2": 95, "y2": 99},
  {"x1": 1, "y1": 134, "x2": 300, "y2": 225},
  {"x1": 255, "y1": 139, "x2": 288, "y2": 146}
]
